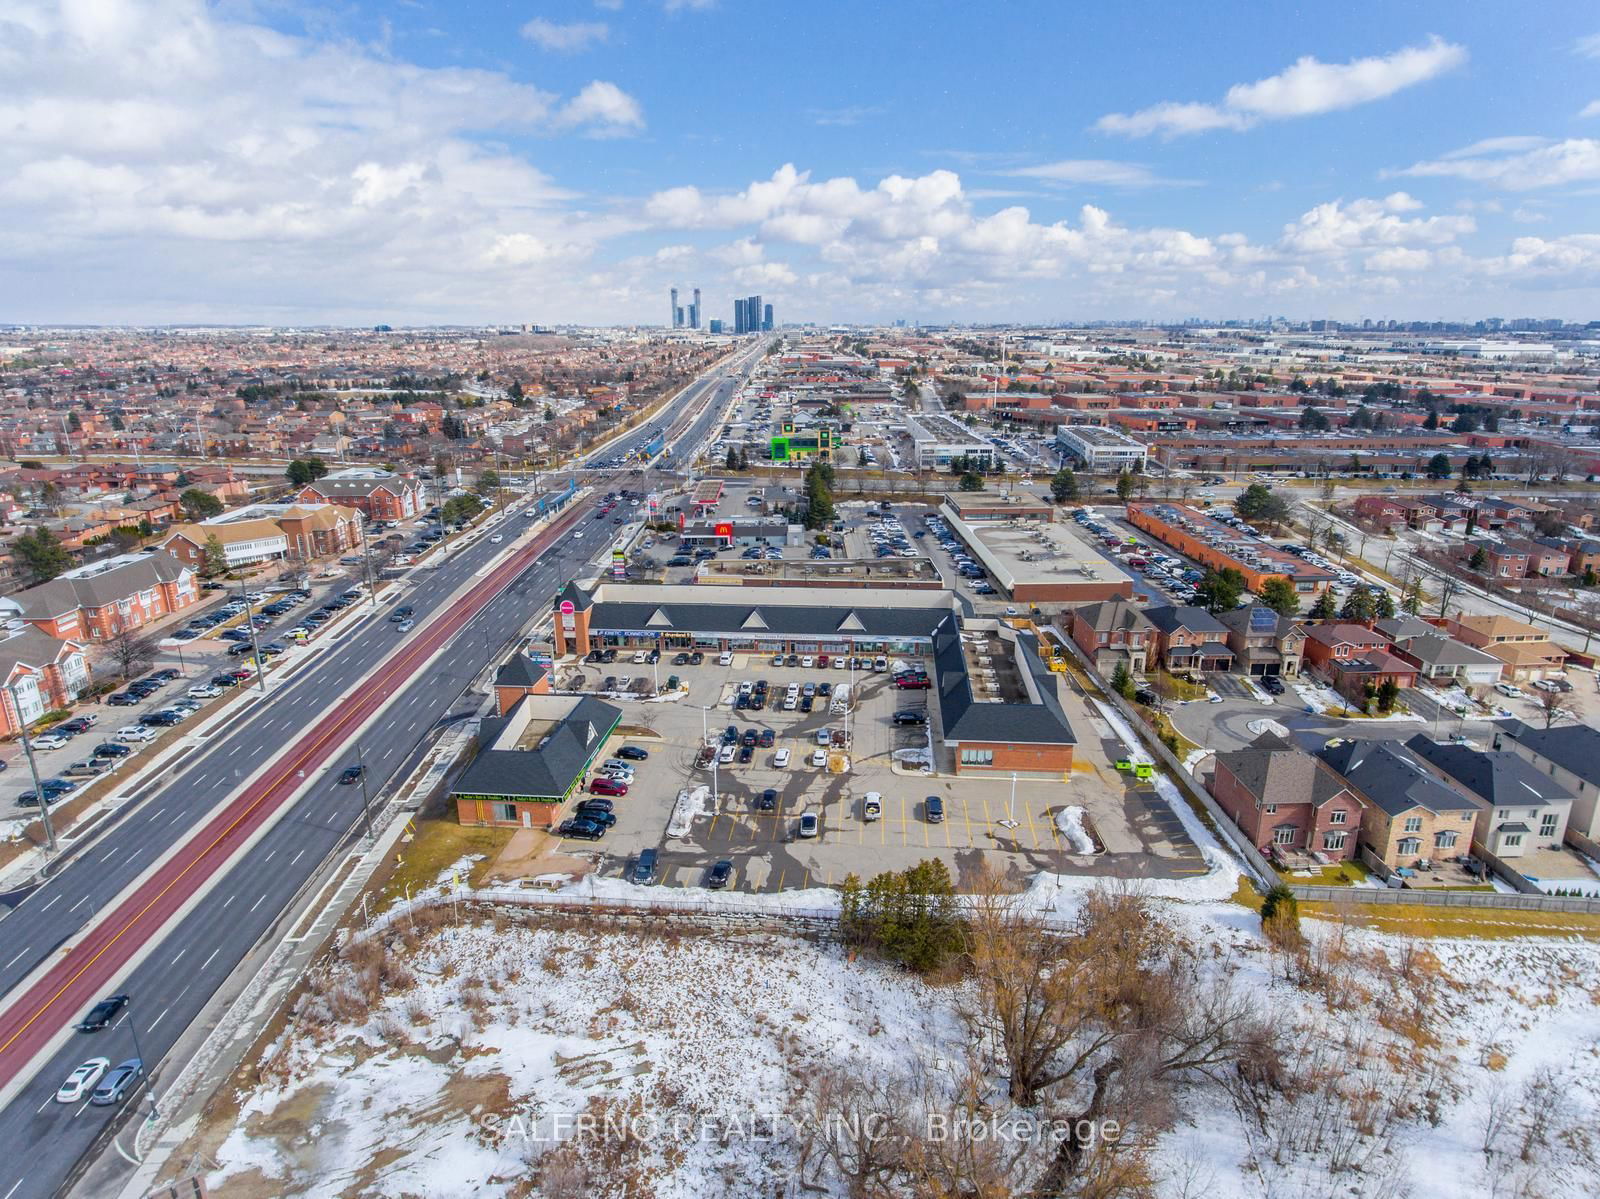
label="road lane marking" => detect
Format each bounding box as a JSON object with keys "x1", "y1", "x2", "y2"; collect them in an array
[
  {"x1": 147, "y1": 1006, "x2": 170, "y2": 1032},
  {"x1": 202, "y1": 948, "x2": 221, "y2": 971},
  {"x1": 170, "y1": 949, "x2": 185, "y2": 966},
  {"x1": 4, "y1": 949, "x2": 28, "y2": 970},
  {"x1": 39, "y1": 896, "x2": 59, "y2": 912}
]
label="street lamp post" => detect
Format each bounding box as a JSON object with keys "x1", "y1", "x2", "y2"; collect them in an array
[
  {"x1": 7, "y1": 682, "x2": 57, "y2": 854},
  {"x1": 125, "y1": 1002, "x2": 158, "y2": 1117},
  {"x1": 357, "y1": 516, "x2": 378, "y2": 612},
  {"x1": 354, "y1": 738, "x2": 374, "y2": 842}
]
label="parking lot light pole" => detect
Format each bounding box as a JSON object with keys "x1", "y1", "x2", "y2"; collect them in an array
[
  {"x1": 8, "y1": 682, "x2": 57, "y2": 854},
  {"x1": 235, "y1": 579, "x2": 267, "y2": 695},
  {"x1": 125, "y1": 1001, "x2": 157, "y2": 1117}
]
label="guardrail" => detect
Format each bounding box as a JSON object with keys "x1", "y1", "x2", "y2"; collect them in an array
[{"x1": 1286, "y1": 883, "x2": 1600, "y2": 913}]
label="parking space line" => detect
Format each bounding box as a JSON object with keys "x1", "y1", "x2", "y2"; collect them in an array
[
  {"x1": 962, "y1": 796, "x2": 974, "y2": 847},
  {"x1": 1023, "y1": 797, "x2": 1043, "y2": 851}
]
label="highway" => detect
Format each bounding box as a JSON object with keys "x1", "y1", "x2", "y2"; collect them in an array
[{"x1": 0, "y1": 341, "x2": 763, "y2": 1199}]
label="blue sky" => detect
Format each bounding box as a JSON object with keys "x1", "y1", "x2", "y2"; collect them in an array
[{"x1": 2, "y1": 0, "x2": 1598, "y2": 324}]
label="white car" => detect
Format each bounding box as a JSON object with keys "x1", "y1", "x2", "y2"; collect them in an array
[
  {"x1": 56, "y1": 1058, "x2": 110, "y2": 1104},
  {"x1": 718, "y1": 651, "x2": 733, "y2": 666},
  {"x1": 810, "y1": 748, "x2": 827, "y2": 768},
  {"x1": 31, "y1": 733, "x2": 71, "y2": 751},
  {"x1": 490, "y1": 534, "x2": 503, "y2": 544},
  {"x1": 774, "y1": 748, "x2": 791, "y2": 768},
  {"x1": 800, "y1": 656, "x2": 815, "y2": 668},
  {"x1": 718, "y1": 744, "x2": 736, "y2": 765},
  {"x1": 1493, "y1": 682, "x2": 1524, "y2": 698},
  {"x1": 115, "y1": 725, "x2": 157, "y2": 743},
  {"x1": 572, "y1": 530, "x2": 584, "y2": 540},
  {"x1": 188, "y1": 684, "x2": 223, "y2": 699}
]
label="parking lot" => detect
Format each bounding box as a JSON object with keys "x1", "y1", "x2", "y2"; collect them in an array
[{"x1": 543, "y1": 649, "x2": 1206, "y2": 893}]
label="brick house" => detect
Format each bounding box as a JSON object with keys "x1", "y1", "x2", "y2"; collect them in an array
[
  {"x1": 7, "y1": 551, "x2": 197, "y2": 641},
  {"x1": 1478, "y1": 543, "x2": 1530, "y2": 579},
  {"x1": 1319, "y1": 739, "x2": 1483, "y2": 869},
  {"x1": 1143, "y1": 605, "x2": 1234, "y2": 673},
  {"x1": 0, "y1": 626, "x2": 91, "y2": 735},
  {"x1": 1064, "y1": 599, "x2": 1157, "y2": 675},
  {"x1": 1444, "y1": 615, "x2": 1565, "y2": 682},
  {"x1": 1303, "y1": 623, "x2": 1418, "y2": 704},
  {"x1": 297, "y1": 470, "x2": 424, "y2": 522},
  {"x1": 1350, "y1": 495, "x2": 1408, "y2": 530},
  {"x1": 1217, "y1": 605, "x2": 1305, "y2": 677},
  {"x1": 1405, "y1": 735, "x2": 1571, "y2": 859},
  {"x1": 1212, "y1": 732, "x2": 1365, "y2": 861}
]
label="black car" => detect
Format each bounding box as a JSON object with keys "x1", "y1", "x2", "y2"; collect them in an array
[
  {"x1": 587, "y1": 650, "x2": 604, "y2": 663},
  {"x1": 601, "y1": 648, "x2": 618, "y2": 664},
  {"x1": 339, "y1": 765, "x2": 365, "y2": 785},
  {"x1": 106, "y1": 693, "x2": 139, "y2": 707},
  {"x1": 210, "y1": 673, "x2": 240, "y2": 688},
  {"x1": 738, "y1": 744, "x2": 754, "y2": 764},
  {"x1": 630, "y1": 848, "x2": 658, "y2": 883},
  {"x1": 76, "y1": 994, "x2": 130, "y2": 1032},
  {"x1": 722, "y1": 725, "x2": 739, "y2": 745},
  {"x1": 893, "y1": 710, "x2": 928, "y2": 726},
  {"x1": 740, "y1": 729, "x2": 759, "y2": 747},
  {"x1": 646, "y1": 648, "x2": 661, "y2": 664},
  {"x1": 138, "y1": 712, "x2": 182, "y2": 727},
  {"x1": 575, "y1": 798, "x2": 614, "y2": 816},
  {"x1": 689, "y1": 651, "x2": 704, "y2": 665},
  {"x1": 672, "y1": 653, "x2": 690, "y2": 666},
  {"x1": 1134, "y1": 688, "x2": 1158, "y2": 706},
  {"x1": 616, "y1": 746, "x2": 649, "y2": 761},
  {"x1": 558, "y1": 818, "x2": 606, "y2": 841},
  {"x1": 150, "y1": 669, "x2": 181, "y2": 682},
  {"x1": 576, "y1": 809, "x2": 616, "y2": 829},
  {"x1": 706, "y1": 859, "x2": 733, "y2": 890},
  {"x1": 602, "y1": 676, "x2": 618, "y2": 691},
  {"x1": 1261, "y1": 676, "x2": 1286, "y2": 695},
  {"x1": 59, "y1": 717, "x2": 95, "y2": 735},
  {"x1": 94, "y1": 742, "x2": 132, "y2": 759},
  {"x1": 756, "y1": 788, "x2": 778, "y2": 811}
]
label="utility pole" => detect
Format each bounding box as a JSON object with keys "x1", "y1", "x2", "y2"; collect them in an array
[
  {"x1": 236, "y1": 579, "x2": 268, "y2": 694},
  {"x1": 356, "y1": 514, "x2": 378, "y2": 612},
  {"x1": 8, "y1": 682, "x2": 57, "y2": 854},
  {"x1": 126, "y1": 1000, "x2": 157, "y2": 1116}
]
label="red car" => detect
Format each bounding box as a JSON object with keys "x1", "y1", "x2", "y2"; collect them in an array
[
  {"x1": 817, "y1": 654, "x2": 830, "y2": 668},
  {"x1": 590, "y1": 776, "x2": 629, "y2": 796},
  {"x1": 894, "y1": 675, "x2": 932, "y2": 690}
]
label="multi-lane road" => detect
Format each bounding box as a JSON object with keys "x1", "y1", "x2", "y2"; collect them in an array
[{"x1": 0, "y1": 341, "x2": 764, "y2": 1199}]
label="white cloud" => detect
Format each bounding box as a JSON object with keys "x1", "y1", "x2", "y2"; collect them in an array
[
  {"x1": 999, "y1": 159, "x2": 1193, "y2": 188},
  {"x1": 553, "y1": 81, "x2": 645, "y2": 135},
  {"x1": 1577, "y1": 33, "x2": 1600, "y2": 59},
  {"x1": 1097, "y1": 37, "x2": 1466, "y2": 138},
  {"x1": 1581, "y1": 100, "x2": 1600, "y2": 119},
  {"x1": 663, "y1": 0, "x2": 716, "y2": 11},
  {"x1": 520, "y1": 19, "x2": 609, "y2": 53},
  {"x1": 1397, "y1": 138, "x2": 1600, "y2": 190}
]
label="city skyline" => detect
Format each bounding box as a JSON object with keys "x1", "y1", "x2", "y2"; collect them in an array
[{"x1": 2, "y1": 1, "x2": 1599, "y2": 327}]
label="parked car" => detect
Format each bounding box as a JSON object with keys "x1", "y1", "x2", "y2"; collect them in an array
[
  {"x1": 575, "y1": 798, "x2": 614, "y2": 816},
  {"x1": 706, "y1": 859, "x2": 733, "y2": 889},
  {"x1": 616, "y1": 745, "x2": 649, "y2": 761},
  {"x1": 925, "y1": 796, "x2": 945, "y2": 823},
  {"x1": 93, "y1": 742, "x2": 132, "y2": 759},
  {"x1": 630, "y1": 848, "x2": 657, "y2": 884},
  {"x1": 114, "y1": 725, "x2": 157, "y2": 743},
  {"x1": 558, "y1": 818, "x2": 606, "y2": 841},
  {"x1": 90, "y1": 1059, "x2": 144, "y2": 1106},
  {"x1": 590, "y1": 776, "x2": 628, "y2": 797},
  {"x1": 797, "y1": 811, "x2": 819, "y2": 838},
  {"x1": 56, "y1": 1058, "x2": 110, "y2": 1104},
  {"x1": 757, "y1": 788, "x2": 779, "y2": 810}
]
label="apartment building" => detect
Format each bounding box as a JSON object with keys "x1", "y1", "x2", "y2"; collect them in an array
[
  {"x1": 297, "y1": 468, "x2": 424, "y2": 521},
  {"x1": 5, "y1": 551, "x2": 197, "y2": 641}
]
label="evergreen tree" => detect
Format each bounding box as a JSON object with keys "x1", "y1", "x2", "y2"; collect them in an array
[
  {"x1": 1308, "y1": 589, "x2": 1339, "y2": 621},
  {"x1": 1257, "y1": 576, "x2": 1300, "y2": 616}
]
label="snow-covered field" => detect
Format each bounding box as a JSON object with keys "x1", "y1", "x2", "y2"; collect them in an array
[{"x1": 206, "y1": 893, "x2": 1600, "y2": 1199}]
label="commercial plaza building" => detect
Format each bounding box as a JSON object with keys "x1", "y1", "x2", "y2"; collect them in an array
[
  {"x1": 1126, "y1": 502, "x2": 1336, "y2": 598},
  {"x1": 1054, "y1": 424, "x2": 1149, "y2": 472},
  {"x1": 905, "y1": 413, "x2": 996, "y2": 469},
  {"x1": 550, "y1": 581, "x2": 1075, "y2": 775}
]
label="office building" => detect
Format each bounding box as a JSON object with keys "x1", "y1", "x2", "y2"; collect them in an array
[
  {"x1": 708, "y1": 319, "x2": 723, "y2": 334},
  {"x1": 670, "y1": 287, "x2": 680, "y2": 328},
  {"x1": 735, "y1": 294, "x2": 763, "y2": 335},
  {"x1": 691, "y1": 287, "x2": 701, "y2": 330},
  {"x1": 1054, "y1": 424, "x2": 1148, "y2": 472},
  {"x1": 763, "y1": 303, "x2": 774, "y2": 331}
]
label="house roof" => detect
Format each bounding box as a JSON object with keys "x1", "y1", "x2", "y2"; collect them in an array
[
  {"x1": 1403, "y1": 735, "x2": 1572, "y2": 810},
  {"x1": 1218, "y1": 605, "x2": 1304, "y2": 639},
  {"x1": 1373, "y1": 615, "x2": 1435, "y2": 642},
  {"x1": 1304, "y1": 622, "x2": 1387, "y2": 649},
  {"x1": 932, "y1": 616, "x2": 1076, "y2": 746},
  {"x1": 13, "y1": 551, "x2": 189, "y2": 619},
  {"x1": 494, "y1": 654, "x2": 548, "y2": 690},
  {"x1": 1143, "y1": 604, "x2": 1228, "y2": 637},
  {"x1": 1318, "y1": 739, "x2": 1482, "y2": 818},
  {"x1": 1495, "y1": 721, "x2": 1600, "y2": 788},
  {"x1": 1071, "y1": 599, "x2": 1154, "y2": 636},
  {"x1": 1217, "y1": 732, "x2": 1354, "y2": 809},
  {"x1": 162, "y1": 518, "x2": 286, "y2": 548},
  {"x1": 0, "y1": 626, "x2": 84, "y2": 681},
  {"x1": 451, "y1": 696, "x2": 620, "y2": 801},
  {"x1": 1393, "y1": 633, "x2": 1500, "y2": 670},
  {"x1": 1453, "y1": 614, "x2": 1545, "y2": 642}
]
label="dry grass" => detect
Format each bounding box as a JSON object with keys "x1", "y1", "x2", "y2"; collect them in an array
[
  {"x1": 374, "y1": 818, "x2": 514, "y2": 908},
  {"x1": 1298, "y1": 900, "x2": 1600, "y2": 942}
]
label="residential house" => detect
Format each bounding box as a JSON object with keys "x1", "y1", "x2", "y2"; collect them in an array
[
  {"x1": 297, "y1": 469, "x2": 424, "y2": 522},
  {"x1": 1523, "y1": 539, "x2": 1573, "y2": 577},
  {"x1": 1064, "y1": 600, "x2": 1157, "y2": 676},
  {"x1": 1350, "y1": 495, "x2": 1408, "y2": 530},
  {"x1": 1212, "y1": 732, "x2": 1365, "y2": 861},
  {"x1": 1143, "y1": 605, "x2": 1235, "y2": 673},
  {"x1": 1477, "y1": 542, "x2": 1530, "y2": 580},
  {"x1": 4, "y1": 551, "x2": 197, "y2": 641},
  {"x1": 1444, "y1": 615, "x2": 1565, "y2": 682},
  {"x1": 1405, "y1": 735, "x2": 1571, "y2": 860},
  {"x1": 1302, "y1": 622, "x2": 1420, "y2": 704},
  {"x1": 1388, "y1": 633, "x2": 1504, "y2": 695},
  {"x1": 0, "y1": 626, "x2": 91, "y2": 735},
  {"x1": 1492, "y1": 722, "x2": 1600, "y2": 847},
  {"x1": 1318, "y1": 739, "x2": 1483, "y2": 869},
  {"x1": 1217, "y1": 605, "x2": 1305, "y2": 678}
]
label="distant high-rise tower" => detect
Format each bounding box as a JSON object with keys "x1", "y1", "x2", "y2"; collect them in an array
[
  {"x1": 733, "y1": 297, "x2": 747, "y2": 335},
  {"x1": 670, "y1": 287, "x2": 680, "y2": 328},
  {"x1": 691, "y1": 287, "x2": 702, "y2": 330},
  {"x1": 762, "y1": 303, "x2": 773, "y2": 332}
]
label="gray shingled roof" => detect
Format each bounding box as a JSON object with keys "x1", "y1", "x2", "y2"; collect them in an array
[
  {"x1": 1403, "y1": 735, "x2": 1572, "y2": 810},
  {"x1": 451, "y1": 696, "x2": 621, "y2": 801},
  {"x1": 0, "y1": 626, "x2": 82, "y2": 680},
  {"x1": 932, "y1": 616, "x2": 1075, "y2": 746},
  {"x1": 1494, "y1": 720, "x2": 1600, "y2": 788},
  {"x1": 1072, "y1": 599, "x2": 1154, "y2": 636},
  {"x1": 494, "y1": 654, "x2": 548, "y2": 690},
  {"x1": 1318, "y1": 739, "x2": 1481, "y2": 818},
  {"x1": 1144, "y1": 604, "x2": 1229, "y2": 636},
  {"x1": 1216, "y1": 732, "x2": 1352, "y2": 808},
  {"x1": 13, "y1": 552, "x2": 188, "y2": 619},
  {"x1": 1392, "y1": 633, "x2": 1500, "y2": 670}
]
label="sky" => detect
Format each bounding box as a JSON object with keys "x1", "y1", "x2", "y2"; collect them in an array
[{"x1": 2, "y1": 0, "x2": 1599, "y2": 327}]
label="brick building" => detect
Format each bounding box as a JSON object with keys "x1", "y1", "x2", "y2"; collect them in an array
[{"x1": 6, "y1": 551, "x2": 197, "y2": 641}]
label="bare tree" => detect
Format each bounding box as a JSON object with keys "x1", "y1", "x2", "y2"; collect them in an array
[
  {"x1": 107, "y1": 625, "x2": 157, "y2": 681},
  {"x1": 1534, "y1": 687, "x2": 1575, "y2": 729}
]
